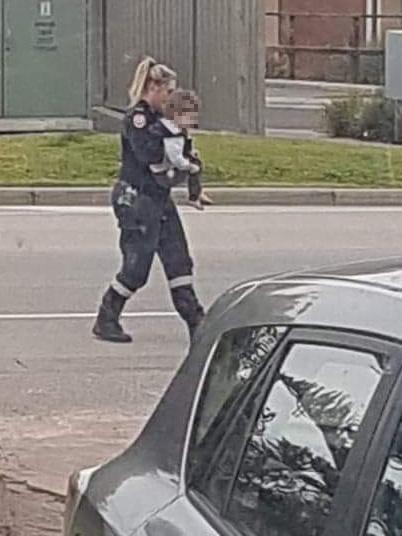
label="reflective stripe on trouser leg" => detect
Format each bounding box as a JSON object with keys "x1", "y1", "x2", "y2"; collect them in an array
[
  {"x1": 157, "y1": 198, "x2": 204, "y2": 336},
  {"x1": 111, "y1": 278, "x2": 134, "y2": 299},
  {"x1": 169, "y1": 275, "x2": 193, "y2": 290}
]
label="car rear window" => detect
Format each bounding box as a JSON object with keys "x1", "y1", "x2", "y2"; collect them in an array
[{"x1": 187, "y1": 325, "x2": 287, "y2": 486}]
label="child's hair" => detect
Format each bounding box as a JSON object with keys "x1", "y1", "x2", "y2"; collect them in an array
[
  {"x1": 128, "y1": 56, "x2": 177, "y2": 107},
  {"x1": 164, "y1": 89, "x2": 200, "y2": 120}
]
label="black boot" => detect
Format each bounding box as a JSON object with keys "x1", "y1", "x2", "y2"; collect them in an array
[
  {"x1": 171, "y1": 286, "x2": 205, "y2": 343},
  {"x1": 93, "y1": 287, "x2": 132, "y2": 343}
]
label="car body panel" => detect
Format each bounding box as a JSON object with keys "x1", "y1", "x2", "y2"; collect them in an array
[
  {"x1": 82, "y1": 469, "x2": 179, "y2": 535},
  {"x1": 67, "y1": 257, "x2": 402, "y2": 535},
  {"x1": 135, "y1": 496, "x2": 220, "y2": 536}
]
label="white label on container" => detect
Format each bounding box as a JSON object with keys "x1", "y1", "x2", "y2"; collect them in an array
[{"x1": 40, "y1": 1, "x2": 52, "y2": 17}]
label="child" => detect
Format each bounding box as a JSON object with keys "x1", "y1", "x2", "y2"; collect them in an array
[
  {"x1": 182, "y1": 127, "x2": 213, "y2": 209},
  {"x1": 149, "y1": 89, "x2": 212, "y2": 210}
]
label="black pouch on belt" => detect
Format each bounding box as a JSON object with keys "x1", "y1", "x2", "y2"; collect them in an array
[{"x1": 111, "y1": 181, "x2": 160, "y2": 233}]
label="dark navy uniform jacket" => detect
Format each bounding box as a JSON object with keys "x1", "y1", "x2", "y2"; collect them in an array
[{"x1": 119, "y1": 100, "x2": 167, "y2": 199}]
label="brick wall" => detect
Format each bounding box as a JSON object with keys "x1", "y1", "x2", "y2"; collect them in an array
[
  {"x1": 278, "y1": 0, "x2": 367, "y2": 81},
  {"x1": 265, "y1": 0, "x2": 401, "y2": 82}
]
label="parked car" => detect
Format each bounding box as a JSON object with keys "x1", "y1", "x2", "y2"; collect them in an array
[{"x1": 65, "y1": 258, "x2": 402, "y2": 536}]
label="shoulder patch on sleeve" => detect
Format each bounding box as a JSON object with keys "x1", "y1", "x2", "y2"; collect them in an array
[{"x1": 133, "y1": 113, "x2": 147, "y2": 129}]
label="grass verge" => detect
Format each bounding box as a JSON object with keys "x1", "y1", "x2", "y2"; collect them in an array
[{"x1": 0, "y1": 132, "x2": 401, "y2": 187}]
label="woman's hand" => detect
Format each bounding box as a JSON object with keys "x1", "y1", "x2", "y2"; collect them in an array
[{"x1": 189, "y1": 163, "x2": 201, "y2": 175}]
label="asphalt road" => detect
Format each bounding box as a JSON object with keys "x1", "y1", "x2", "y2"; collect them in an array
[
  {"x1": 2, "y1": 204, "x2": 402, "y2": 534},
  {"x1": 1, "y1": 205, "x2": 402, "y2": 419}
]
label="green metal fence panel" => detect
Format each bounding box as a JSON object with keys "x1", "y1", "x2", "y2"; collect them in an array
[
  {"x1": 4, "y1": 0, "x2": 88, "y2": 117},
  {"x1": 0, "y1": 0, "x2": 3, "y2": 116},
  {"x1": 195, "y1": 0, "x2": 265, "y2": 133},
  {"x1": 105, "y1": 0, "x2": 194, "y2": 109},
  {"x1": 102, "y1": 0, "x2": 265, "y2": 134}
]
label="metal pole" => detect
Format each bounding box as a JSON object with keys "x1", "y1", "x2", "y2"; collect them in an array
[
  {"x1": 401, "y1": 0, "x2": 402, "y2": 29},
  {"x1": 394, "y1": 99, "x2": 402, "y2": 144},
  {"x1": 372, "y1": 0, "x2": 378, "y2": 44},
  {"x1": 289, "y1": 14, "x2": 295, "y2": 79},
  {"x1": 192, "y1": 0, "x2": 198, "y2": 90},
  {"x1": 1, "y1": 0, "x2": 5, "y2": 116},
  {"x1": 278, "y1": 0, "x2": 283, "y2": 44},
  {"x1": 351, "y1": 16, "x2": 360, "y2": 83},
  {"x1": 101, "y1": 0, "x2": 108, "y2": 104}
]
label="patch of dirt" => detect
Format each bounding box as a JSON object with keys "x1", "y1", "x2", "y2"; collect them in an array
[
  {"x1": 0, "y1": 474, "x2": 64, "y2": 536},
  {"x1": 0, "y1": 412, "x2": 147, "y2": 534}
]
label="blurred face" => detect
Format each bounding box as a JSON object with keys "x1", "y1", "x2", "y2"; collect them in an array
[
  {"x1": 146, "y1": 79, "x2": 176, "y2": 111},
  {"x1": 174, "y1": 109, "x2": 199, "y2": 129}
]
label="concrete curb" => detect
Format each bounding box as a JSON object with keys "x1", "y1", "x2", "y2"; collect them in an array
[
  {"x1": 2, "y1": 187, "x2": 402, "y2": 207},
  {"x1": 0, "y1": 118, "x2": 93, "y2": 133}
]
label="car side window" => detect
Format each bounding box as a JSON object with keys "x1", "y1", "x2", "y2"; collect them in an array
[
  {"x1": 226, "y1": 344, "x2": 385, "y2": 536},
  {"x1": 187, "y1": 325, "x2": 287, "y2": 508},
  {"x1": 366, "y1": 421, "x2": 402, "y2": 536}
]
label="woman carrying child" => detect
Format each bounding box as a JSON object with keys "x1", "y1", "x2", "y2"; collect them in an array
[{"x1": 93, "y1": 57, "x2": 205, "y2": 345}]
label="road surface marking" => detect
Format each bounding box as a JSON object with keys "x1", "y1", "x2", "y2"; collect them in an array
[{"x1": 0, "y1": 312, "x2": 178, "y2": 321}]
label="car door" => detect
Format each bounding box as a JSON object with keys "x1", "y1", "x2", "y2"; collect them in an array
[
  {"x1": 341, "y1": 361, "x2": 402, "y2": 536},
  {"x1": 181, "y1": 326, "x2": 402, "y2": 536}
]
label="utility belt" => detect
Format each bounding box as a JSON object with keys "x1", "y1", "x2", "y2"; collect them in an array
[{"x1": 111, "y1": 180, "x2": 167, "y2": 231}]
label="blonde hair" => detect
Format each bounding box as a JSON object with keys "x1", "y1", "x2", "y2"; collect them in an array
[
  {"x1": 164, "y1": 89, "x2": 200, "y2": 120},
  {"x1": 128, "y1": 56, "x2": 177, "y2": 107}
]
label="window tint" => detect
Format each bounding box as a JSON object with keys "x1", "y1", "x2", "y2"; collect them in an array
[
  {"x1": 366, "y1": 421, "x2": 402, "y2": 536},
  {"x1": 187, "y1": 325, "x2": 286, "y2": 506},
  {"x1": 227, "y1": 344, "x2": 384, "y2": 536}
]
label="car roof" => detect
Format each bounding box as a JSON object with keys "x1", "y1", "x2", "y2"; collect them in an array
[
  {"x1": 299, "y1": 256, "x2": 402, "y2": 291},
  {"x1": 252, "y1": 256, "x2": 402, "y2": 291},
  {"x1": 203, "y1": 256, "x2": 402, "y2": 343}
]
